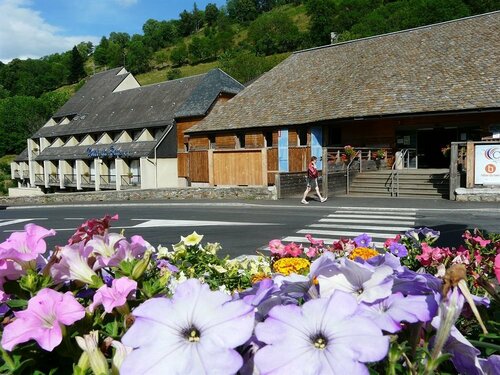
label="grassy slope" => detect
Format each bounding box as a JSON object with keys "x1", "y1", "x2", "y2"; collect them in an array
[{"x1": 52, "y1": 5, "x2": 309, "y2": 94}]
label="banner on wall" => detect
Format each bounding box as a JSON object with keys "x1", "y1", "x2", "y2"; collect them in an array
[{"x1": 474, "y1": 144, "x2": 500, "y2": 185}]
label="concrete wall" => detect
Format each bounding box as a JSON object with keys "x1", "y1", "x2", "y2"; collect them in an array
[
  {"x1": 8, "y1": 187, "x2": 45, "y2": 197},
  {"x1": 0, "y1": 186, "x2": 276, "y2": 206}
]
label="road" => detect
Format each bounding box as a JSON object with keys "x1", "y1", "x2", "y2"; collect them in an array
[{"x1": 0, "y1": 197, "x2": 499, "y2": 258}]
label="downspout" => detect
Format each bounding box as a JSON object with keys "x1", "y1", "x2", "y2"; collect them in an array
[{"x1": 153, "y1": 122, "x2": 174, "y2": 188}]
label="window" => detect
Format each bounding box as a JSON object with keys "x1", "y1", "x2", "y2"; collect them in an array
[
  {"x1": 297, "y1": 128, "x2": 307, "y2": 146},
  {"x1": 237, "y1": 133, "x2": 245, "y2": 149},
  {"x1": 265, "y1": 132, "x2": 273, "y2": 147},
  {"x1": 209, "y1": 134, "x2": 216, "y2": 149}
]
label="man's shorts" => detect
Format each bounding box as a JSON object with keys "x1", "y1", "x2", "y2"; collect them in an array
[{"x1": 306, "y1": 177, "x2": 318, "y2": 189}]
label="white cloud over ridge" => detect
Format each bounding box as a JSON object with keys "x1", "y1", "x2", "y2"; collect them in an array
[{"x1": 0, "y1": 0, "x2": 99, "y2": 63}]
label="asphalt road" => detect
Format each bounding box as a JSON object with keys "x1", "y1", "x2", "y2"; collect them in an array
[{"x1": 1, "y1": 197, "x2": 499, "y2": 258}]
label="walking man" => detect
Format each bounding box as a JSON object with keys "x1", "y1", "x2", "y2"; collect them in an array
[{"x1": 301, "y1": 156, "x2": 327, "y2": 204}]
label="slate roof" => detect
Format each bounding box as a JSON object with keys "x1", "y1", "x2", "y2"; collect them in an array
[
  {"x1": 175, "y1": 69, "x2": 245, "y2": 118},
  {"x1": 187, "y1": 12, "x2": 500, "y2": 134},
  {"x1": 54, "y1": 68, "x2": 128, "y2": 118},
  {"x1": 14, "y1": 148, "x2": 28, "y2": 162},
  {"x1": 34, "y1": 68, "x2": 243, "y2": 139}
]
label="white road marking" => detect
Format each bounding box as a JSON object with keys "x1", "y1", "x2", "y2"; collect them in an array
[
  {"x1": 132, "y1": 219, "x2": 279, "y2": 228},
  {"x1": 0, "y1": 218, "x2": 47, "y2": 227}
]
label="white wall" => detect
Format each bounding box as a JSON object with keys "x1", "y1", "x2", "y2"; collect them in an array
[{"x1": 140, "y1": 157, "x2": 178, "y2": 189}]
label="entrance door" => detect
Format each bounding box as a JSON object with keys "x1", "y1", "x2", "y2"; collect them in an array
[{"x1": 417, "y1": 128, "x2": 457, "y2": 168}]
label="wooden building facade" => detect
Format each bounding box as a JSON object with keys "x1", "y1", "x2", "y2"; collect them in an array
[{"x1": 184, "y1": 12, "x2": 500, "y2": 187}]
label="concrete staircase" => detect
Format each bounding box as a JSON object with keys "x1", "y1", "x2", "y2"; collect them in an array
[{"x1": 348, "y1": 169, "x2": 449, "y2": 198}]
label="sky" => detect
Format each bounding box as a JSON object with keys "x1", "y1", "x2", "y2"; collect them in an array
[{"x1": 0, "y1": 0, "x2": 227, "y2": 63}]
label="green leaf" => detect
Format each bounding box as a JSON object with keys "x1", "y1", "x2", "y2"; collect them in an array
[{"x1": 6, "y1": 299, "x2": 28, "y2": 308}]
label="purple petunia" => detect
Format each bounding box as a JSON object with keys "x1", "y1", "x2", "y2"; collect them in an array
[
  {"x1": 353, "y1": 233, "x2": 372, "y2": 247},
  {"x1": 254, "y1": 290, "x2": 389, "y2": 374},
  {"x1": 317, "y1": 258, "x2": 394, "y2": 303},
  {"x1": 388, "y1": 242, "x2": 408, "y2": 257},
  {"x1": 120, "y1": 279, "x2": 255, "y2": 374},
  {"x1": 358, "y1": 293, "x2": 433, "y2": 333}
]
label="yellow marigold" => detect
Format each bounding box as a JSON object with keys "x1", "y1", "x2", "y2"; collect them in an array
[
  {"x1": 348, "y1": 247, "x2": 380, "y2": 260},
  {"x1": 273, "y1": 257, "x2": 310, "y2": 276},
  {"x1": 251, "y1": 272, "x2": 271, "y2": 284}
]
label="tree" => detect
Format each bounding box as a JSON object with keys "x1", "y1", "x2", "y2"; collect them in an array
[
  {"x1": 93, "y1": 37, "x2": 109, "y2": 67},
  {"x1": 142, "y1": 19, "x2": 178, "y2": 51},
  {"x1": 68, "y1": 46, "x2": 86, "y2": 83},
  {"x1": 179, "y1": 10, "x2": 196, "y2": 36},
  {"x1": 218, "y1": 50, "x2": 284, "y2": 84},
  {"x1": 167, "y1": 68, "x2": 182, "y2": 80},
  {"x1": 248, "y1": 11, "x2": 302, "y2": 55},
  {"x1": 126, "y1": 40, "x2": 152, "y2": 74},
  {"x1": 0, "y1": 96, "x2": 46, "y2": 155},
  {"x1": 0, "y1": 85, "x2": 9, "y2": 99},
  {"x1": 170, "y1": 42, "x2": 189, "y2": 67},
  {"x1": 192, "y1": 3, "x2": 205, "y2": 32},
  {"x1": 76, "y1": 41, "x2": 94, "y2": 61},
  {"x1": 227, "y1": 0, "x2": 259, "y2": 23},
  {"x1": 106, "y1": 41, "x2": 125, "y2": 68},
  {"x1": 109, "y1": 32, "x2": 131, "y2": 49},
  {"x1": 189, "y1": 36, "x2": 216, "y2": 63},
  {"x1": 205, "y1": 3, "x2": 220, "y2": 26},
  {"x1": 306, "y1": 0, "x2": 337, "y2": 46}
]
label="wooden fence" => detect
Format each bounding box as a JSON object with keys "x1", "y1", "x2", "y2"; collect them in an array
[
  {"x1": 189, "y1": 151, "x2": 209, "y2": 182},
  {"x1": 212, "y1": 149, "x2": 266, "y2": 186}
]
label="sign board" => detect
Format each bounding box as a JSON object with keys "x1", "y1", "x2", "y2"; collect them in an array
[{"x1": 474, "y1": 144, "x2": 500, "y2": 185}]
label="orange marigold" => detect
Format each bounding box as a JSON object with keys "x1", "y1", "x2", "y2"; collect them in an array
[
  {"x1": 348, "y1": 247, "x2": 380, "y2": 260},
  {"x1": 273, "y1": 257, "x2": 310, "y2": 276}
]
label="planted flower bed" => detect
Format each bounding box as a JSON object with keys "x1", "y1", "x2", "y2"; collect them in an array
[{"x1": 0, "y1": 215, "x2": 499, "y2": 374}]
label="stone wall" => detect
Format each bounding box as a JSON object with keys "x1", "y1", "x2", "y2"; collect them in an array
[
  {"x1": 0, "y1": 186, "x2": 277, "y2": 206},
  {"x1": 454, "y1": 187, "x2": 500, "y2": 202},
  {"x1": 276, "y1": 171, "x2": 347, "y2": 198}
]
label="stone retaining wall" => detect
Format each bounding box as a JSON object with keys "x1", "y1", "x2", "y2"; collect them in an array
[
  {"x1": 0, "y1": 186, "x2": 277, "y2": 206},
  {"x1": 276, "y1": 172, "x2": 347, "y2": 198},
  {"x1": 454, "y1": 187, "x2": 500, "y2": 202}
]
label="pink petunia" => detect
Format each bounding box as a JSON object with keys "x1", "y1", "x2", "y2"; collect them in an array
[
  {"x1": 89, "y1": 277, "x2": 137, "y2": 313},
  {"x1": 494, "y1": 253, "x2": 500, "y2": 283},
  {"x1": 0, "y1": 224, "x2": 55, "y2": 262},
  {"x1": 305, "y1": 234, "x2": 324, "y2": 248},
  {"x1": 306, "y1": 246, "x2": 319, "y2": 258},
  {"x1": 1, "y1": 288, "x2": 85, "y2": 351},
  {"x1": 269, "y1": 240, "x2": 286, "y2": 257},
  {"x1": 284, "y1": 242, "x2": 303, "y2": 257}
]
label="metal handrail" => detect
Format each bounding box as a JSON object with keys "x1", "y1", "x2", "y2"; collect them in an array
[
  {"x1": 346, "y1": 151, "x2": 361, "y2": 195},
  {"x1": 390, "y1": 148, "x2": 413, "y2": 196}
]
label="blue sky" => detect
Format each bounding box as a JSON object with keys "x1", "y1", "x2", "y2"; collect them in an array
[{"x1": 0, "y1": 0, "x2": 227, "y2": 62}]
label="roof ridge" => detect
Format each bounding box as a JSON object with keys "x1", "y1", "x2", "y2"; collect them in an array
[
  {"x1": 294, "y1": 10, "x2": 500, "y2": 55},
  {"x1": 136, "y1": 72, "x2": 207, "y2": 89}
]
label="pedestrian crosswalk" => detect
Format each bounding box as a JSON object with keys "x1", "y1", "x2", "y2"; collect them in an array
[{"x1": 280, "y1": 207, "x2": 418, "y2": 248}]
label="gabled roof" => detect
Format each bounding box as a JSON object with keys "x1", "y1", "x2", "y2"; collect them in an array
[
  {"x1": 54, "y1": 67, "x2": 128, "y2": 118},
  {"x1": 175, "y1": 68, "x2": 245, "y2": 118},
  {"x1": 187, "y1": 11, "x2": 500, "y2": 134},
  {"x1": 34, "y1": 68, "x2": 243, "y2": 139}
]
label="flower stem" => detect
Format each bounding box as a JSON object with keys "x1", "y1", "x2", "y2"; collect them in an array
[{"x1": 1, "y1": 348, "x2": 15, "y2": 370}]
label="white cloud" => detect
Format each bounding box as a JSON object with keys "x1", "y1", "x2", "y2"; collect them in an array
[{"x1": 0, "y1": 0, "x2": 99, "y2": 63}]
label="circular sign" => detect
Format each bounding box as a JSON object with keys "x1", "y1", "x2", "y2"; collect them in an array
[{"x1": 485, "y1": 164, "x2": 496, "y2": 174}]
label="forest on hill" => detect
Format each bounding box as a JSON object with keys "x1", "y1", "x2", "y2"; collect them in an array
[{"x1": 0, "y1": 0, "x2": 499, "y2": 159}]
